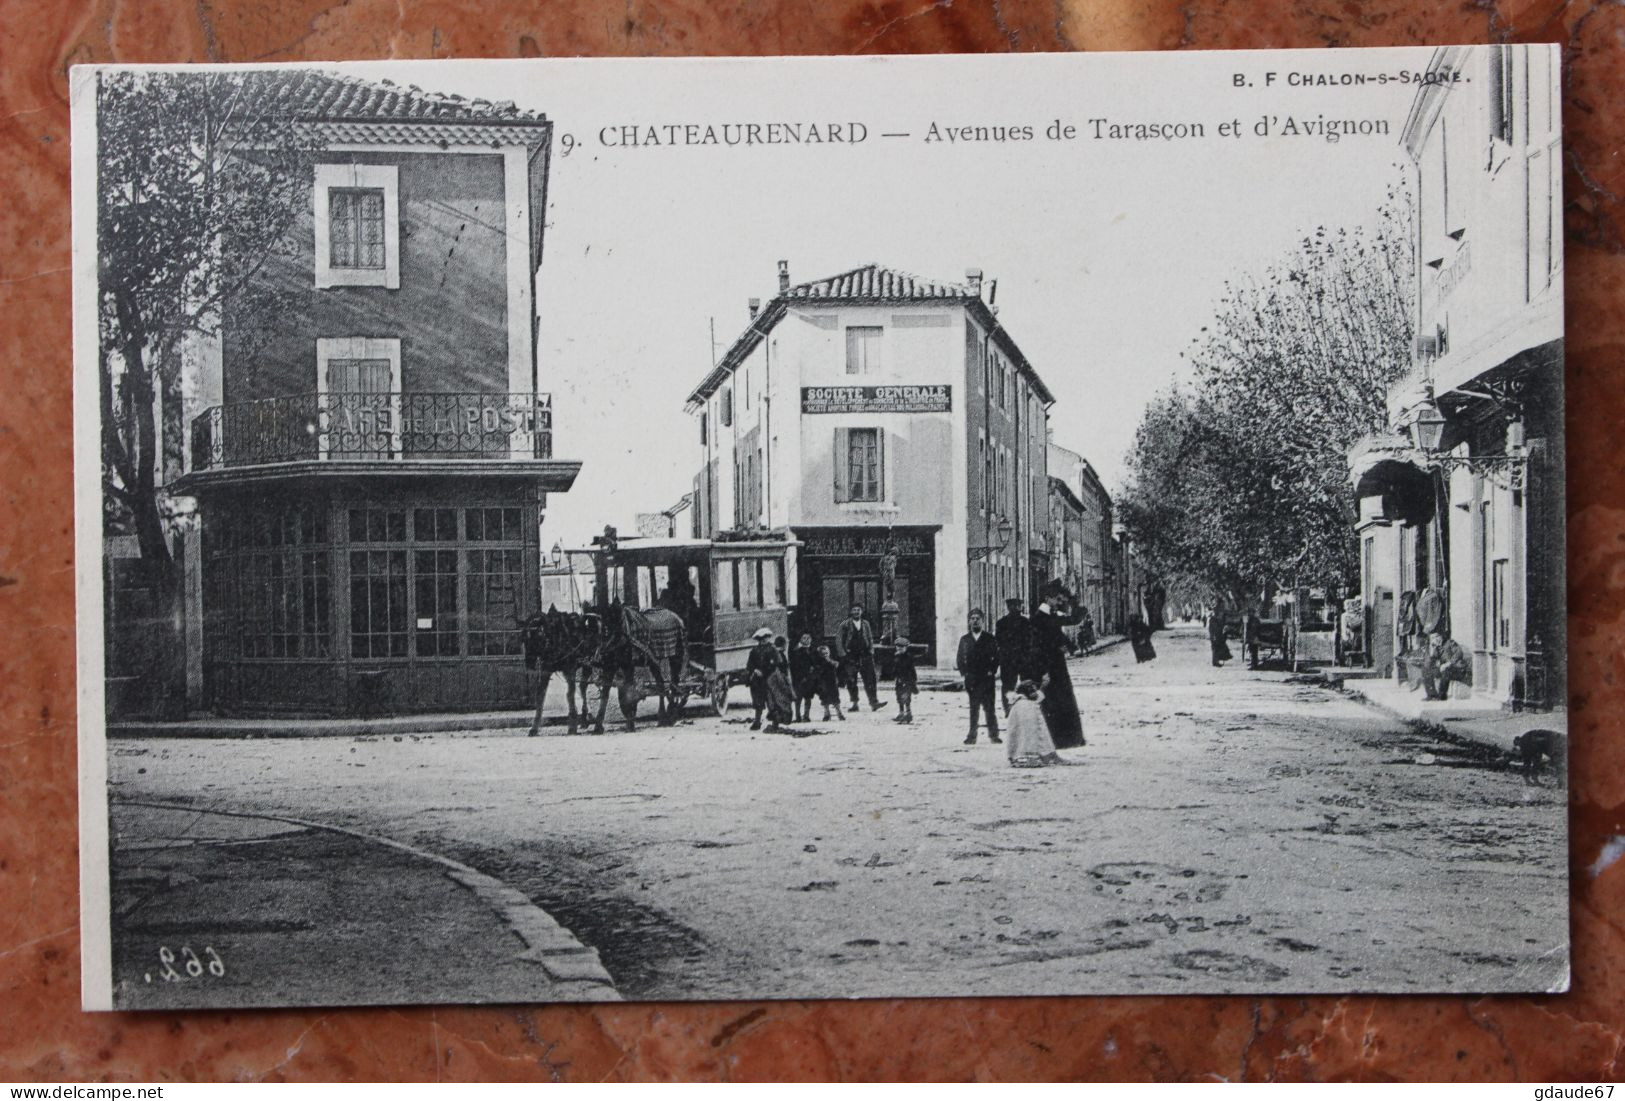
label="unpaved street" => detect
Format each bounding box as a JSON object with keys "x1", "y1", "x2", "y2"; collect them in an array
[{"x1": 109, "y1": 627, "x2": 1567, "y2": 999}]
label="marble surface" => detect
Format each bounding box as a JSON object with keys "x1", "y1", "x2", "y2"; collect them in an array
[{"x1": 3, "y1": 0, "x2": 1622, "y2": 1082}]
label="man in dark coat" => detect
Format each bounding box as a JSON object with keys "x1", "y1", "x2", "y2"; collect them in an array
[
  {"x1": 835, "y1": 604, "x2": 886, "y2": 711},
  {"x1": 955, "y1": 608, "x2": 1002, "y2": 745},
  {"x1": 994, "y1": 597, "x2": 1031, "y2": 713},
  {"x1": 1029, "y1": 583, "x2": 1086, "y2": 749},
  {"x1": 1206, "y1": 607, "x2": 1232, "y2": 667}
]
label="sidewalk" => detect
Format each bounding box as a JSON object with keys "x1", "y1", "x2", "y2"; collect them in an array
[
  {"x1": 108, "y1": 800, "x2": 618, "y2": 1008},
  {"x1": 109, "y1": 709, "x2": 538, "y2": 739},
  {"x1": 1331, "y1": 675, "x2": 1566, "y2": 754}
]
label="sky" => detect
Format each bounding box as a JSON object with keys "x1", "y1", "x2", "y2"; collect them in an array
[{"x1": 337, "y1": 50, "x2": 1433, "y2": 544}]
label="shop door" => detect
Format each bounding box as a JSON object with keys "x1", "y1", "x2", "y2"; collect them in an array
[
  {"x1": 821, "y1": 577, "x2": 880, "y2": 642},
  {"x1": 1371, "y1": 587, "x2": 1395, "y2": 676}
]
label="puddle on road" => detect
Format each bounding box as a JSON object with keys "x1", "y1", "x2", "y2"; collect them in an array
[{"x1": 1169, "y1": 948, "x2": 1290, "y2": 982}]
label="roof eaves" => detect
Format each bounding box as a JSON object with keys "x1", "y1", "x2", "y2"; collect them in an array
[
  {"x1": 968, "y1": 298, "x2": 1055, "y2": 405},
  {"x1": 685, "y1": 297, "x2": 789, "y2": 408}
]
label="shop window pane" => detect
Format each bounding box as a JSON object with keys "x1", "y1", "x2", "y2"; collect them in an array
[
  {"x1": 351, "y1": 549, "x2": 408, "y2": 658},
  {"x1": 414, "y1": 549, "x2": 460, "y2": 656},
  {"x1": 414, "y1": 508, "x2": 457, "y2": 542},
  {"x1": 468, "y1": 506, "x2": 523, "y2": 542},
  {"x1": 350, "y1": 507, "x2": 406, "y2": 544},
  {"x1": 468, "y1": 548, "x2": 523, "y2": 655}
]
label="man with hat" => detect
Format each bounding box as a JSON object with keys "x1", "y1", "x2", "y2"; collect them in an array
[
  {"x1": 834, "y1": 603, "x2": 886, "y2": 712},
  {"x1": 956, "y1": 608, "x2": 1002, "y2": 745},
  {"x1": 746, "y1": 626, "x2": 789, "y2": 732},
  {"x1": 994, "y1": 597, "x2": 1032, "y2": 713}
]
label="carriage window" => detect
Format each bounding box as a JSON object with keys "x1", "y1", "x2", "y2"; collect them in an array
[
  {"x1": 740, "y1": 557, "x2": 761, "y2": 608},
  {"x1": 766, "y1": 559, "x2": 784, "y2": 607},
  {"x1": 715, "y1": 559, "x2": 737, "y2": 611}
]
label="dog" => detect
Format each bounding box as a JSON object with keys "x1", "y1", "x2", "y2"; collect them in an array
[{"x1": 1510, "y1": 729, "x2": 1565, "y2": 785}]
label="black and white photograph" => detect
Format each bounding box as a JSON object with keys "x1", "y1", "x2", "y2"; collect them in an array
[{"x1": 72, "y1": 46, "x2": 1568, "y2": 1010}]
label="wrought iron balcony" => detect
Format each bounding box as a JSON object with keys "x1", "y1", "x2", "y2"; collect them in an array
[{"x1": 189, "y1": 392, "x2": 553, "y2": 472}]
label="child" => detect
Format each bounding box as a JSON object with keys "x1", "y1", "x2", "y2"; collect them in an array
[
  {"x1": 891, "y1": 635, "x2": 918, "y2": 724},
  {"x1": 767, "y1": 636, "x2": 796, "y2": 729},
  {"x1": 814, "y1": 643, "x2": 845, "y2": 722},
  {"x1": 789, "y1": 632, "x2": 819, "y2": 722},
  {"x1": 1005, "y1": 679, "x2": 1061, "y2": 767}
]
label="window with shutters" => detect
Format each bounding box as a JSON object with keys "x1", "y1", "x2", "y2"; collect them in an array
[
  {"x1": 845, "y1": 326, "x2": 883, "y2": 375},
  {"x1": 314, "y1": 164, "x2": 399, "y2": 289},
  {"x1": 329, "y1": 189, "x2": 385, "y2": 270},
  {"x1": 845, "y1": 427, "x2": 883, "y2": 501}
]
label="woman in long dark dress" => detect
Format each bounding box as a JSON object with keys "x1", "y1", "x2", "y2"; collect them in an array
[
  {"x1": 1129, "y1": 614, "x2": 1156, "y2": 663},
  {"x1": 1206, "y1": 607, "x2": 1232, "y2": 666},
  {"x1": 1026, "y1": 583, "x2": 1086, "y2": 749}
]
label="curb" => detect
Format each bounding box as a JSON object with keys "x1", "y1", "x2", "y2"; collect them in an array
[
  {"x1": 1334, "y1": 684, "x2": 1563, "y2": 756},
  {"x1": 109, "y1": 710, "x2": 538, "y2": 739},
  {"x1": 113, "y1": 799, "x2": 621, "y2": 998}
]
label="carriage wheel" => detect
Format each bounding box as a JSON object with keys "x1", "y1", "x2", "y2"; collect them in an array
[{"x1": 708, "y1": 673, "x2": 731, "y2": 717}]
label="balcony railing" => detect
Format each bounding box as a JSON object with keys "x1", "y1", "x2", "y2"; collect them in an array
[{"x1": 189, "y1": 392, "x2": 553, "y2": 472}]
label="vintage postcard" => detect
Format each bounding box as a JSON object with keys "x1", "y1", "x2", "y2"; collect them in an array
[{"x1": 72, "y1": 47, "x2": 1568, "y2": 1010}]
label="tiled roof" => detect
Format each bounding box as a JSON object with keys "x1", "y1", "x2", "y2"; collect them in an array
[
  {"x1": 785, "y1": 264, "x2": 974, "y2": 302},
  {"x1": 240, "y1": 68, "x2": 548, "y2": 128},
  {"x1": 685, "y1": 263, "x2": 1055, "y2": 407}
]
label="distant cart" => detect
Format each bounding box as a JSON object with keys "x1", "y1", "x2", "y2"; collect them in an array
[
  {"x1": 570, "y1": 534, "x2": 799, "y2": 716},
  {"x1": 1245, "y1": 588, "x2": 1344, "y2": 671},
  {"x1": 1244, "y1": 615, "x2": 1289, "y2": 669}
]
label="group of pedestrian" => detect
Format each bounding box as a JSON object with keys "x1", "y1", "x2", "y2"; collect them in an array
[
  {"x1": 746, "y1": 604, "x2": 908, "y2": 733},
  {"x1": 955, "y1": 583, "x2": 1087, "y2": 768}
]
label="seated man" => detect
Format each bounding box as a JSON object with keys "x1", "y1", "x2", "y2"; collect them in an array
[{"x1": 1422, "y1": 635, "x2": 1473, "y2": 700}]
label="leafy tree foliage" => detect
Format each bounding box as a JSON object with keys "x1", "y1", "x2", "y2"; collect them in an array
[
  {"x1": 97, "y1": 70, "x2": 315, "y2": 580},
  {"x1": 1120, "y1": 186, "x2": 1416, "y2": 610}
]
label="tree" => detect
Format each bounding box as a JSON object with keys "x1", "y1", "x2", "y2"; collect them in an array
[
  {"x1": 97, "y1": 70, "x2": 315, "y2": 583},
  {"x1": 1120, "y1": 184, "x2": 1416, "y2": 609}
]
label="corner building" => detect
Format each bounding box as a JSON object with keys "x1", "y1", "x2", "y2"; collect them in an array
[
  {"x1": 171, "y1": 73, "x2": 580, "y2": 715},
  {"x1": 686, "y1": 263, "x2": 1054, "y2": 665}
]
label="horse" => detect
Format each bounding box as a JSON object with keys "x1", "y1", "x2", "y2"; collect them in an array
[
  {"x1": 519, "y1": 606, "x2": 607, "y2": 736},
  {"x1": 586, "y1": 601, "x2": 689, "y2": 733}
]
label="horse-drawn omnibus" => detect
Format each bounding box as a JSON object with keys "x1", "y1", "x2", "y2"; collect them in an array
[{"x1": 524, "y1": 531, "x2": 800, "y2": 731}]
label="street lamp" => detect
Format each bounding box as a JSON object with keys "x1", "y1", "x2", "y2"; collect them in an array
[
  {"x1": 1408, "y1": 388, "x2": 1448, "y2": 453},
  {"x1": 550, "y1": 541, "x2": 564, "y2": 567},
  {"x1": 1407, "y1": 385, "x2": 1527, "y2": 490}
]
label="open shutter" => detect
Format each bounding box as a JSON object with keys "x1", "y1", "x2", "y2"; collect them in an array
[
  {"x1": 833, "y1": 427, "x2": 849, "y2": 503},
  {"x1": 878, "y1": 430, "x2": 890, "y2": 504}
]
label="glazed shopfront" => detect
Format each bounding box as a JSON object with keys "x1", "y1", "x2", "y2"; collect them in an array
[
  {"x1": 792, "y1": 526, "x2": 938, "y2": 663},
  {"x1": 177, "y1": 395, "x2": 580, "y2": 716}
]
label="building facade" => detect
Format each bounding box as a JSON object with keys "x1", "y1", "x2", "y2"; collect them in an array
[
  {"x1": 168, "y1": 73, "x2": 580, "y2": 715},
  {"x1": 1048, "y1": 443, "x2": 1116, "y2": 635},
  {"x1": 687, "y1": 263, "x2": 1054, "y2": 664},
  {"x1": 1348, "y1": 44, "x2": 1564, "y2": 709}
]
